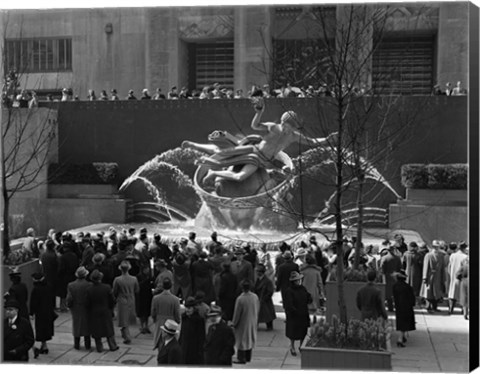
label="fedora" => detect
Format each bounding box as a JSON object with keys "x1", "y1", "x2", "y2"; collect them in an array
[
  {"x1": 160, "y1": 319, "x2": 179, "y2": 335},
  {"x1": 75, "y1": 266, "x2": 89, "y2": 279},
  {"x1": 289, "y1": 271, "x2": 304, "y2": 282}
]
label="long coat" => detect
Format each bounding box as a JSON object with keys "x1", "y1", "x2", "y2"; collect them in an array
[
  {"x1": 231, "y1": 260, "x2": 254, "y2": 289},
  {"x1": 283, "y1": 284, "x2": 311, "y2": 340},
  {"x1": 421, "y1": 250, "x2": 445, "y2": 301},
  {"x1": 57, "y1": 247, "x2": 79, "y2": 298},
  {"x1": 8, "y1": 282, "x2": 29, "y2": 320},
  {"x1": 29, "y1": 281, "x2": 56, "y2": 341},
  {"x1": 218, "y1": 269, "x2": 238, "y2": 321},
  {"x1": 85, "y1": 282, "x2": 115, "y2": 339},
  {"x1": 380, "y1": 251, "x2": 402, "y2": 299},
  {"x1": 402, "y1": 249, "x2": 423, "y2": 296},
  {"x1": 392, "y1": 280, "x2": 416, "y2": 332},
  {"x1": 66, "y1": 278, "x2": 92, "y2": 336},
  {"x1": 157, "y1": 337, "x2": 184, "y2": 365},
  {"x1": 204, "y1": 320, "x2": 235, "y2": 366},
  {"x1": 136, "y1": 274, "x2": 153, "y2": 319},
  {"x1": 172, "y1": 261, "x2": 192, "y2": 299},
  {"x1": 356, "y1": 282, "x2": 388, "y2": 321},
  {"x1": 41, "y1": 249, "x2": 59, "y2": 306},
  {"x1": 275, "y1": 260, "x2": 299, "y2": 295},
  {"x1": 191, "y1": 259, "x2": 216, "y2": 304},
  {"x1": 112, "y1": 273, "x2": 139, "y2": 328},
  {"x1": 179, "y1": 311, "x2": 205, "y2": 365},
  {"x1": 3, "y1": 316, "x2": 34, "y2": 362},
  {"x1": 447, "y1": 251, "x2": 468, "y2": 300},
  {"x1": 232, "y1": 291, "x2": 259, "y2": 350},
  {"x1": 456, "y1": 259, "x2": 469, "y2": 308},
  {"x1": 254, "y1": 275, "x2": 276, "y2": 323},
  {"x1": 151, "y1": 290, "x2": 181, "y2": 349},
  {"x1": 300, "y1": 264, "x2": 324, "y2": 311}
]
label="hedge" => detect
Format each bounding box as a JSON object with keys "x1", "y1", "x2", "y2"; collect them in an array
[
  {"x1": 49, "y1": 163, "x2": 119, "y2": 184},
  {"x1": 401, "y1": 164, "x2": 468, "y2": 189}
]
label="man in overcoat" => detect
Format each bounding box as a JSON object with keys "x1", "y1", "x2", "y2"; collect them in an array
[
  {"x1": 275, "y1": 251, "x2": 299, "y2": 302},
  {"x1": 66, "y1": 266, "x2": 92, "y2": 350},
  {"x1": 204, "y1": 305, "x2": 235, "y2": 366},
  {"x1": 356, "y1": 269, "x2": 388, "y2": 321},
  {"x1": 191, "y1": 252, "x2": 216, "y2": 304},
  {"x1": 402, "y1": 241, "x2": 423, "y2": 301},
  {"x1": 3, "y1": 299, "x2": 34, "y2": 362},
  {"x1": 218, "y1": 261, "x2": 238, "y2": 321},
  {"x1": 447, "y1": 242, "x2": 468, "y2": 314},
  {"x1": 58, "y1": 239, "x2": 79, "y2": 312},
  {"x1": 230, "y1": 247, "x2": 254, "y2": 291},
  {"x1": 231, "y1": 280, "x2": 259, "y2": 364},
  {"x1": 157, "y1": 320, "x2": 183, "y2": 365},
  {"x1": 380, "y1": 246, "x2": 402, "y2": 311},
  {"x1": 421, "y1": 240, "x2": 446, "y2": 312},
  {"x1": 254, "y1": 264, "x2": 276, "y2": 330}
]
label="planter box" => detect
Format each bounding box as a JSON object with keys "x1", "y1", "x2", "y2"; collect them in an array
[
  {"x1": 300, "y1": 341, "x2": 392, "y2": 370},
  {"x1": 48, "y1": 184, "x2": 119, "y2": 198},
  {"x1": 325, "y1": 281, "x2": 385, "y2": 323},
  {"x1": 403, "y1": 188, "x2": 467, "y2": 206},
  {"x1": 2, "y1": 259, "x2": 42, "y2": 303}
]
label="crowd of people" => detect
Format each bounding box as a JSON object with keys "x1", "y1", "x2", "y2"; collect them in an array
[{"x1": 3, "y1": 227, "x2": 469, "y2": 365}]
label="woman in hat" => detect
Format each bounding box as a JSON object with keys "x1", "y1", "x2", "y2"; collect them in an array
[
  {"x1": 85, "y1": 270, "x2": 119, "y2": 352},
  {"x1": 179, "y1": 297, "x2": 205, "y2": 365},
  {"x1": 41, "y1": 239, "x2": 59, "y2": 309},
  {"x1": 392, "y1": 269, "x2": 416, "y2": 347},
  {"x1": 254, "y1": 264, "x2": 276, "y2": 330},
  {"x1": 282, "y1": 271, "x2": 312, "y2": 356},
  {"x1": 30, "y1": 272, "x2": 56, "y2": 358},
  {"x1": 113, "y1": 260, "x2": 140, "y2": 344},
  {"x1": 66, "y1": 266, "x2": 92, "y2": 350}
]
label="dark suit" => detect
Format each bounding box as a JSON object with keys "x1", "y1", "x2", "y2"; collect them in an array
[
  {"x1": 356, "y1": 282, "x2": 388, "y2": 321},
  {"x1": 3, "y1": 317, "x2": 35, "y2": 361},
  {"x1": 275, "y1": 260, "x2": 299, "y2": 300},
  {"x1": 157, "y1": 337, "x2": 183, "y2": 365},
  {"x1": 204, "y1": 320, "x2": 235, "y2": 366},
  {"x1": 380, "y1": 251, "x2": 402, "y2": 311}
]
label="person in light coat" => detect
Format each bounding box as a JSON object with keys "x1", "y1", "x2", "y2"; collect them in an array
[
  {"x1": 300, "y1": 255, "x2": 325, "y2": 323},
  {"x1": 112, "y1": 260, "x2": 139, "y2": 344},
  {"x1": 446, "y1": 242, "x2": 468, "y2": 314},
  {"x1": 231, "y1": 280, "x2": 259, "y2": 364},
  {"x1": 420, "y1": 241, "x2": 445, "y2": 312}
]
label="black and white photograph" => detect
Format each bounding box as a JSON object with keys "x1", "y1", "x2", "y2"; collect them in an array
[{"x1": 0, "y1": 0, "x2": 477, "y2": 372}]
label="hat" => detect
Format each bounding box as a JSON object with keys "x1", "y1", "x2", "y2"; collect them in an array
[
  {"x1": 119, "y1": 260, "x2": 132, "y2": 271},
  {"x1": 432, "y1": 240, "x2": 440, "y2": 247},
  {"x1": 296, "y1": 248, "x2": 308, "y2": 257},
  {"x1": 128, "y1": 89, "x2": 134, "y2": 94},
  {"x1": 111, "y1": 89, "x2": 117, "y2": 94},
  {"x1": 206, "y1": 305, "x2": 222, "y2": 317},
  {"x1": 199, "y1": 252, "x2": 208, "y2": 259},
  {"x1": 76, "y1": 231, "x2": 85, "y2": 238},
  {"x1": 449, "y1": 242, "x2": 458, "y2": 250},
  {"x1": 75, "y1": 266, "x2": 89, "y2": 279},
  {"x1": 395, "y1": 269, "x2": 407, "y2": 279},
  {"x1": 289, "y1": 271, "x2": 304, "y2": 281},
  {"x1": 90, "y1": 270, "x2": 104, "y2": 283},
  {"x1": 211, "y1": 231, "x2": 217, "y2": 237},
  {"x1": 62, "y1": 88, "x2": 68, "y2": 93},
  {"x1": 8, "y1": 267, "x2": 21, "y2": 277},
  {"x1": 180, "y1": 237, "x2": 188, "y2": 245},
  {"x1": 175, "y1": 253, "x2": 186, "y2": 265},
  {"x1": 282, "y1": 251, "x2": 292, "y2": 259},
  {"x1": 32, "y1": 272, "x2": 45, "y2": 282},
  {"x1": 235, "y1": 247, "x2": 246, "y2": 255},
  {"x1": 459, "y1": 241, "x2": 467, "y2": 249},
  {"x1": 309, "y1": 235, "x2": 317, "y2": 243},
  {"x1": 4, "y1": 299, "x2": 20, "y2": 309},
  {"x1": 256, "y1": 264, "x2": 266, "y2": 273},
  {"x1": 139, "y1": 227, "x2": 147, "y2": 234},
  {"x1": 185, "y1": 296, "x2": 197, "y2": 308},
  {"x1": 92, "y1": 253, "x2": 105, "y2": 264},
  {"x1": 409, "y1": 241, "x2": 418, "y2": 248},
  {"x1": 142, "y1": 88, "x2": 148, "y2": 94},
  {"x1": 160, "y1": 319, "x2": 179, "y2": 335}
]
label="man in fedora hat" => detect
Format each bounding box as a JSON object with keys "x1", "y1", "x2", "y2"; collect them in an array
[
  {"x1": 66, "y1": 266, "x2": 92, "y2": 350},
  {"x1": 254, "y1": 264, "x2": 276, "y2": 331},
  {"x1": 380, "y1": 244, "x2": 402, "y2": 311},
  {"x1": 3, "y1": 299, "x2": 34, "y2": 362},
  {"x1": 421, "y1": 240, "x2": 446, "y2": 312},
  {"x1": 113, "y1": 260, "x2": 139, "y2": 344},
  {"x1": 275, "y1": 250, "x2": 299, "y2": 303},
  {"x1": 157, "y1": 319, "x2": 183, "y2": 365},
  {"x1": 231, "y1": 246, "x2": 254, "y2": 290},
  {"x1": 204, "y1": 305, "x2": 235, "y2": 366},
  {"x1": 7, "y1": 268, "x2": 29, "y2": 320},
  {"x1": 179, "y1": 297, "x2": 205, "y2": 365}
]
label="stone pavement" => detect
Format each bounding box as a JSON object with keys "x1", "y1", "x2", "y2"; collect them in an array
[{"x1": 22, "y1": 294, "x2": 468, "y2": 373}]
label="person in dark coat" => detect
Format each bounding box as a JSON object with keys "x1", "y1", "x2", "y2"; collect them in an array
[
  {"x1": 218, "y1": 261, "x2": 238, "y2": 321},
  {"x1": 7, "y1": 270, "x2": 29, "y2": 320},
  {"x1": 402, "y1": 242, "x2": 423, "y2": 300},
  {"x1": 254, "y1": 264, "x2": 276, "y2": 330},
  {"x1": 157, "y1": 319, "x2": 183, "y2": 365},
  {"x1": 275, "y1": 251, "x2": 299, "y2": 302},
  {"x1": 392, "y1": 269, "x2": 416, "y2": 347},
  {"x1": 230, "y1": 247, "x2": 254, "y2": 291},
  {"x1": 136, "y1": 266, "x2": 153, "y2": 334},
  {"x1": 41, "y1": 239, "x2": 59, "y2": 309},
  {"x1": 191, "y1": 252, "x2": 216, "y2": 304},
  {"x1": 85, "y1": 270, "x2": 119, "y2": 352},
  {"x1": 172, "y1": 253, "x2": 192, "y2": 299},
  {"x1": 30, "y1": 272, "x2": 56, "y2": 358},
  {"x1": 283, "y1": 271, "x2": 311, "y2": 356},
  {"x1": 356, "y1": 270, "x2": 388, "y2": 321},
  {"x1": 204, "y1": 305, "x2": 235, "y2": 366},
  {"x1": 179, "y1": 297, "x2": 206, "y2": 365},
  {"x1": 66, "y1": 266, "x2": 92, "y2": 350},
  {"x1": 3, "y1": 299, "x2": 35, "y2": 362},
  {"x1": 80, "y1": 237, "x2": 95, "y2": 267},
  {"x1": 149, "y1": 233, "x2": 173, "y2": 269},
  {"x1": 380, "y1": 246, "x2": 402, "y2": 311},
  {"x1": 57, "y1": 241, "x2": 80, "y2": 312}
]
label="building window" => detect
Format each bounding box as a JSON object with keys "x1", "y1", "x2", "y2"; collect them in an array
[
  {"x1": 372, "y1": 35, "x2": 435, "y2": 95},
  {"x1": 272, "y1": 38, "x2": 333, "y2": 88},
  {"x1": 188, "y1": 40, "x2": 234, "y2": 90},
  {"x1": 5, "y1": 38, "x2": 72, "y2": 73}
]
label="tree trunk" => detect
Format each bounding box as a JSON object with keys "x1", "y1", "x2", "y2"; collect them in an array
[
  {"x1": 2, "y1": 187, "x2": 10, "y2": 259},
  {"x1": 354, "y1": 175, "x2": 364, "y2": 270}
]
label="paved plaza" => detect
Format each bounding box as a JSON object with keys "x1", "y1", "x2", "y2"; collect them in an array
[{"x1": 19, "y1": 293, "x2": 468, "y2": 373}]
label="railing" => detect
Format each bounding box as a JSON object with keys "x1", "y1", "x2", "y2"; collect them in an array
[{"x1": 317, "y1": 207, "x2": 388, "y2": 227}]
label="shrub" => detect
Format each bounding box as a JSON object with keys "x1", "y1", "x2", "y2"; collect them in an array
[
  {"x1": 49, "y1": 163, "x2": 119, "y2": 184},
  {"x1": 401, "y1": 164, "x2": 467, "y2": 189},
  {"x1": 307, "y1": 315, "x2": 391, "y2": 351}
]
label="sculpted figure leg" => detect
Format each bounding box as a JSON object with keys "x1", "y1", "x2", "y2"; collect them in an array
[
  {"x1": 182, "y1": 140, "x2": 219, "y2": 155},
  {"x1": 203, "y1": 163, "x2": 258, "y2": 184}
]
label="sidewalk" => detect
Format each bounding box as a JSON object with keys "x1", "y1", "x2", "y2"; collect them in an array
[{"x1": 24, "y1": 295, "x2": 469, "y2": 372}]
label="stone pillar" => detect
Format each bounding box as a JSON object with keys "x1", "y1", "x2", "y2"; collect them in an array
[
  {"x1": 234, "y1": 6, "x2": 272, "y2": 92},
  {"x1": 436, "y1": 2, "x2": 469, "y2": 90}
]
